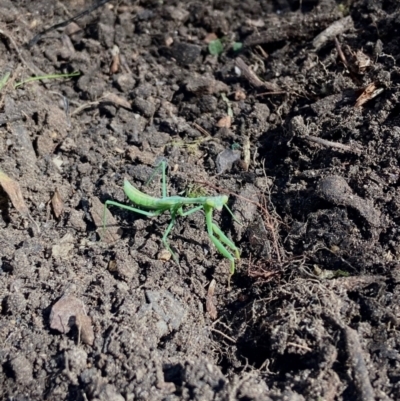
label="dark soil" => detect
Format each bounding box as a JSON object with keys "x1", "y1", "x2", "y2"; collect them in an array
[{"x1": 1, "y1": 0, "x2": 400, "y2": 400}]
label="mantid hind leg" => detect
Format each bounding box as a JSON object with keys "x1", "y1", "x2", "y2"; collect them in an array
[
  {"x1": 145, "y1": 160, "x2": 168, "y2": 198},
  {"x1": 103, "y1": 200, "x2": 163, "y2": 231},
  {"x1": 162, "y1": 211, "x2": 178, "y2": 263}
]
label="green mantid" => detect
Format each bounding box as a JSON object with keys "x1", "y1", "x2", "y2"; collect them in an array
[{"x1": 103, "y1": 162, "x2": 240, "y2": 277}]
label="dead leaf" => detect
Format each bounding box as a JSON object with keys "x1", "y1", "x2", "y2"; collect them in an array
[
  {"x1": 50, "y1": 294, "x2": 94, "y2": 345},
  {"x1": 206, "y1": 279, "x2": 217, "y2": 320},
  {"x1": 0, "y1": 170, "x2": 29, "y2": 217},
  {"x1": 90, "y1": 196, "x2": 121, "y2": 244},
  {"x1": 51, "y1": 189, "x2": 64, "y2": 219}
]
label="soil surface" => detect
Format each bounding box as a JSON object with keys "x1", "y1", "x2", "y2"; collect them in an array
[{"x1": 1, "y1": 0, "x2": 400, "y2": 400}]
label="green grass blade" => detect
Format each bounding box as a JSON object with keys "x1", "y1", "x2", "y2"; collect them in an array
[{"x1": 15, "y1": 71, "x2": 80, "y2": 88}]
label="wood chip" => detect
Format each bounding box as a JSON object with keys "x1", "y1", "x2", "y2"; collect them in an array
[
  {"x1": 354, "y1": 49, "x2": 371, "y2": 72},
  {"x1": 245, "y1": 18, "x2": 265, "y2": 28},
  {"x1": 110, "y1": 45, "x2": 120, "y2": 75},
  {"x1": 185, "y1": 76, "x2": 229, "y2": 95},
  {"x1": 165, "y1": 36, "x2": 174, "y2": 47},
  {"x1": 355, "y1": 82, "x2": 383, "y2": 108},
  {"x1": 206, "y1": 279, "x2": 218, "y2": 320},
  {"x1": 64, "y1": 22, "x2": 81, "y2": 36},
  {"x1": 51, "y1": 189, "x2": 64, "y2": 219},
  {"x1": 127, "y1": 145, "x2": 155, "y2": 165}
]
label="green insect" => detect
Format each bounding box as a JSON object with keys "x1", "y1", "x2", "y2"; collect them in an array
[{"x1": 103, "y1": 162, "x2": 240, "y2": 276}]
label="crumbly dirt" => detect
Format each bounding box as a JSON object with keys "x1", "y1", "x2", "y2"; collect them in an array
[{"x1": 1, "y1": 0, "x2": 400, "y2": 400}]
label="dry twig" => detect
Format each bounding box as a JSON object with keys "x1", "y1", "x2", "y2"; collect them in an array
[
  {"x1": 302, "y1": 133, "x2": 362, "y2": 154},
  {"x1": 235, "y1": 57, "x2": 281, "y2": 93}
]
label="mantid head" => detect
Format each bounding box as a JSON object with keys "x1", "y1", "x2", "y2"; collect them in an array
[
  {"x1": 206, "y1": 195, "x2": 229, "y2": 211},
  {"x1": 205, "y1": 195, "x2": 242, "y2": 225}
]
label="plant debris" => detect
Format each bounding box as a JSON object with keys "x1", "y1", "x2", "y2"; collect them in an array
[{"x1": 49, "y1": 294, "x2": 94, "y2": 346}]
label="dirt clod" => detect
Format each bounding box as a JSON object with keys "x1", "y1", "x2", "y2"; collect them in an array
[
  {"x1": 9, "y1": 355, "x2": 33, "y2": 384},
  {"x1": 317, "y1": 175, "x2": 382, "y2": 227},
  {"x1": 170, "y1": 42, "x2": 201, "y2": 65}
]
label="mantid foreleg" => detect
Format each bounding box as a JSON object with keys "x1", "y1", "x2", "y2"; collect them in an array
[
  {"x1": 211, "y1": 223, "x2": 241, "y2": 262},
  {"x1": 204, "y1": 205, "x2": 239, "y2": 276},
  {"x1": 161, "y1": 205, "x2": 205, "y2": 262}
]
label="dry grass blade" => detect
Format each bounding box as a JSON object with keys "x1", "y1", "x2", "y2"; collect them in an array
[{"x1": 0, "y1": 169, "x2": 29, "y2": 217}]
